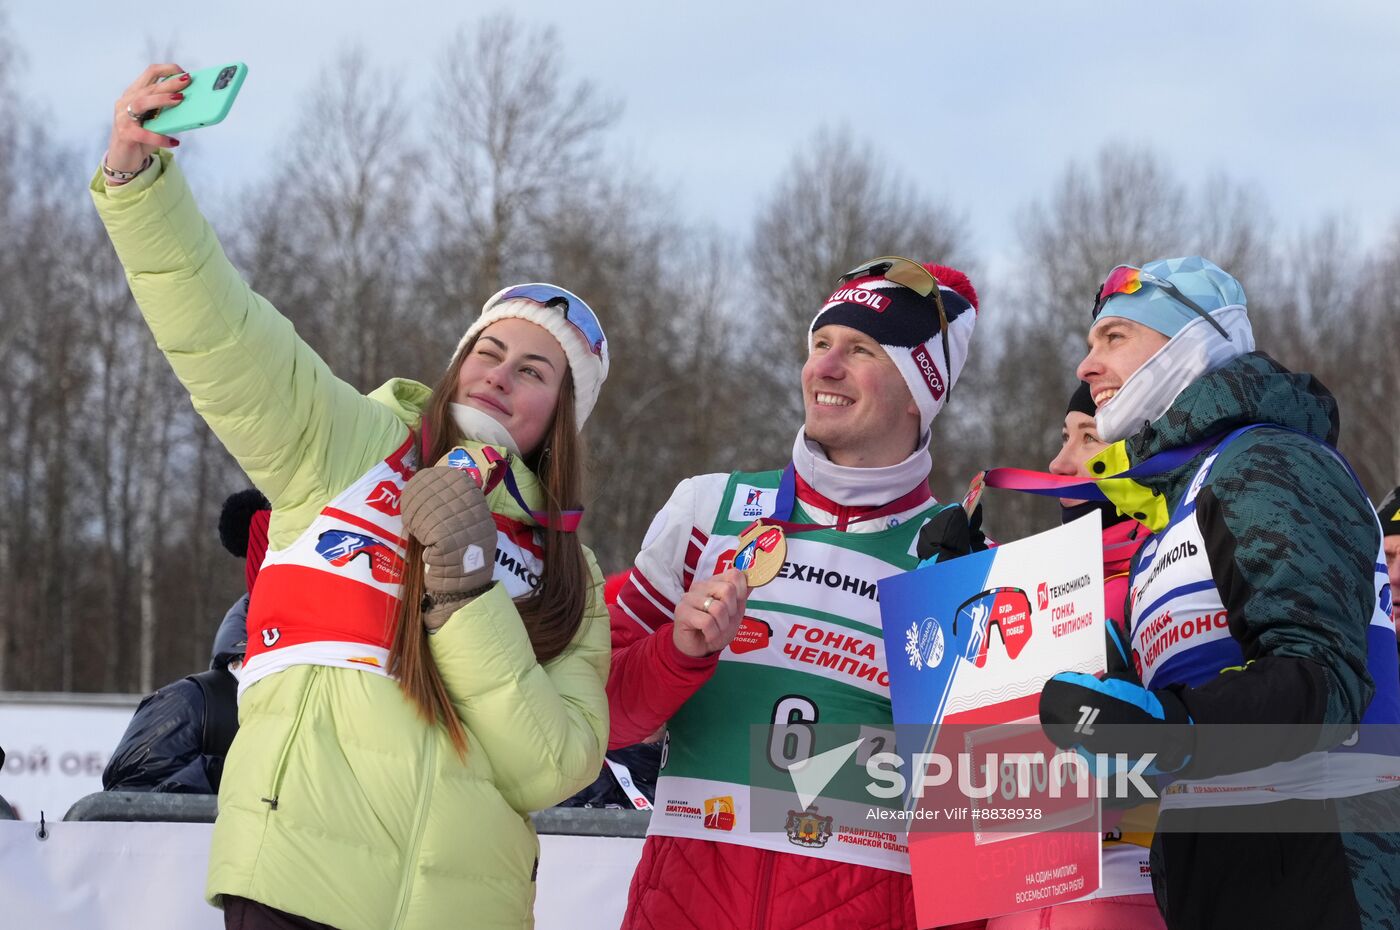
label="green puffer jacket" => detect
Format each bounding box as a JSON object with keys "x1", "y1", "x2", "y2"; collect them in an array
[{"x1": 91, "y1": 152, "x2": 609, "y2": 930}]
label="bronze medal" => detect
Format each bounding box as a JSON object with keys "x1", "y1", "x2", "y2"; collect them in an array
[{"x1": 733, "y1": 522, "x2": 786, "y2": 587}]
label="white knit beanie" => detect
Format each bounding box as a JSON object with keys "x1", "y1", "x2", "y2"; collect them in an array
[{"x1": 453, "y1": 285, "x2": 610, "y2": 428}]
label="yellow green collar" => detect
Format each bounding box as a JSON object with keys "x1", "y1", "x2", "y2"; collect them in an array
[{"x1": 1086, "y1": 441, "x2": 1169, "y2": 533}]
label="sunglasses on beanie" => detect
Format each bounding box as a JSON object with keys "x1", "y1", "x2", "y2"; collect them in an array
[
  {"x1": 836, "y1": 256, "x2": 953, "y2": 379},
  {"x1": 484, "y1": 284, "x2": 607, "y2": 357},
  {"x1": 1092, "y1": 265, "x2": 1230, "y2": 339}
]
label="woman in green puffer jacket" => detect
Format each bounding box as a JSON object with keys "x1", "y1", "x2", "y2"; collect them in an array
[{"x1": 92, "y1": 64, "x2": 611, "y2": 930}]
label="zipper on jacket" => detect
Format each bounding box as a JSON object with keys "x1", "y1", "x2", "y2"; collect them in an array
[
  {"x1": 752, "y1": 849, "x2": 775, "y2": 930},
  {"x1": 389, "y1": 728, "x2": 439, "y2": 930},
  {"x1": 262, "y1": 669, "x2": 319, "y2": 810}
]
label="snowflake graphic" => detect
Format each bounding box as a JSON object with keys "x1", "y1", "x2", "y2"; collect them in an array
[{"x1": 905, "y1": 624, "x2": 922, "y2": 670}]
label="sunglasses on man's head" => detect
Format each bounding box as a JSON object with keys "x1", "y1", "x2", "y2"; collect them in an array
[
  {"x1": 486, "y1": 283, "x2": 607, "y2": 357},
  {"x1": 1092, "y1": 265, "x2": 1230, "y2": 340},
  {"x1": 837, "y1": 256, "x2": 953, "y2": 381}
]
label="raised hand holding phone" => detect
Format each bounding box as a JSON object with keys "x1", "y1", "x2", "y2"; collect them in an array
[
  {"x1": 105, "y1": 63, "x2": 190, "y2": 176},
  {"x1": 104, "y1": 62, "x2": 248, "y2": 183}
]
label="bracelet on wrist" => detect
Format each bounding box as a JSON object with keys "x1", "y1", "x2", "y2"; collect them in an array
[{"x1": 102, "y1": 154, "x2": 152, "y2": 184}]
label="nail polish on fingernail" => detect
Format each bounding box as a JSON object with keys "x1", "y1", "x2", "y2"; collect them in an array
[
  {"x1": 169, "y1": 138, "x2": 180, "y2": 146},
  {"x1": 171, "y1": 93, "x2": 184, "y2": 101}
]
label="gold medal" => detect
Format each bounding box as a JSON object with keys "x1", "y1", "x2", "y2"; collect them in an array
[
  {"x1": 442, "y1": 445, "x2": 499, "y2": 491},
  {"x1": 733, "y1": 522, "x2": 787, "y2": 587}
]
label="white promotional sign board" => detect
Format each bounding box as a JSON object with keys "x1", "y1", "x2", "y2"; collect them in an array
[
  {"x1": 878, "y1": 515, "x2": 1107, "y2": 925},
  {"x1": 0, "y1": 694, "x2": 140, "y2": 820}
]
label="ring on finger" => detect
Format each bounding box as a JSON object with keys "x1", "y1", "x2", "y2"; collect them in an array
[
  {"x1": 702, "y1": 595, "x2": 715, "y2": 612},
  {"x1": 125, "y1": 104, "x2": 143, "y2": 123}
]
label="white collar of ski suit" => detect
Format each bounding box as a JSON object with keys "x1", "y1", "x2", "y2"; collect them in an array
[
  {"x1": 1095, "y1": 304, "x2": 1255, "y2": 444},
  {"x1": 449, "y1": 402, "x2": 520, "y2": 456},
  {"x1": 791, "y1": 427, "x2": 932, "y2": 511}
]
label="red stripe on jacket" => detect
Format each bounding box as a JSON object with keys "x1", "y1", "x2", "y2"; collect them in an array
[{"x1": 244, "y1": 563, "x2": 397, "y2": 662}]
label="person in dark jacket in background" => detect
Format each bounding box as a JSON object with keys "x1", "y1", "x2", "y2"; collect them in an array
[
  {"x1": 559, "y1": 572, "x2": 661, "y2": 810},
  {"x1": 102, "y1": 490, "x2": 270, "y2": 794}
]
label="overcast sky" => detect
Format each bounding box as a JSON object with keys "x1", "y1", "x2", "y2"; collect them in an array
[{"x1": 20, "y1": 0, "x2": 1400, "y2": 273}]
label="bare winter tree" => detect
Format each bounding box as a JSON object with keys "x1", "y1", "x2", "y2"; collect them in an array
[
  {"x1": 1194, "y1": 174, "x2": 1274, "y2": 282},
  {"x1": 0, "y1": 8, "x2": 22, "y2": 689},
  {"x1": 540, "y1": 172, "x2": 752, "y2": 569},
  {"x1": 1358, "y1": 225, "x2": 1400, "y2": 491},
  {"x1": 1258, "y1": 217, "x2": 1400, "y2": 499},
  {"x1": 230, "y1": 47, "x2": 427, "y2": 388},
  {"x1": 0, "y1": 140, "x2": 117, "y2": 691},
  {"x1": 402, "y1": 13, "x2": 760, "y2": 572},
  {"x1": 751, "y1": 127, "x2": 974, "y2": 381},
  {"x1": 420, "y1": 13, "x2": 621, "y2": 344}
]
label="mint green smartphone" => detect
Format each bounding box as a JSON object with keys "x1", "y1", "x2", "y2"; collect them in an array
[{"x1": 144, "y1": 62, "x2": 248, "y2": 135}]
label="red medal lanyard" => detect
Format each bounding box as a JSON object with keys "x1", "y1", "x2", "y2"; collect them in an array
[
  {"x1": 762, "y1": 463, "x2": 928, "y2": 534},
  {"x1": 979, "y1": 436, "x2": 1219, "y2": 501},
  {"x1": 483, "y1": 447, "x2": 584, "y2": 533}
]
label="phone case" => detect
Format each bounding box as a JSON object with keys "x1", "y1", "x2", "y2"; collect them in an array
[{"x1": 144, "y1": 62, "x2": 248, "y2": 135}]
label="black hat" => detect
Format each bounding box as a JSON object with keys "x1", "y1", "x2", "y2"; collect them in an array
[
  {"x1": 1066, "y1": 381, "x2": 1096, "y2": 418},
  {"x1": 219, "y1": 489, "x2": 270, "y2": 557},
  {"x1": 1378, "y1": 487, "x2": 1400, "y2": 537}
]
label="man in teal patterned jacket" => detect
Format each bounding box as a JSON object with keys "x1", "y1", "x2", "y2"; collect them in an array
[{"x1": 1039, "y1": 257, "x2": 1400, "y2": 930}]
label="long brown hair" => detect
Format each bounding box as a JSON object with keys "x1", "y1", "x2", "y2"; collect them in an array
[{"x1": 388, "y1": 334, "x2": 592, "y2": 756}]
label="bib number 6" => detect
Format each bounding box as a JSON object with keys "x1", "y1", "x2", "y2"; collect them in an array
[{"x1": 768, "y1": 695, "x2": 818, "y2": 772}]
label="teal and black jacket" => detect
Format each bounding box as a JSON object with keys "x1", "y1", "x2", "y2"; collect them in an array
[{"x1": 1090, "y1": 352, "x2": 1400, "y2": 930}]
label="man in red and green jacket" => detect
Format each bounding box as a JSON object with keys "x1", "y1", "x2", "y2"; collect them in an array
[{"x1": 608, "y1": 259, "x2": 981, "y2": 930}]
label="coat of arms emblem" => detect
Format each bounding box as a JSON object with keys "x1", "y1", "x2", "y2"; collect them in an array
[{"x1": 785, "y1": 807, "x2": 834, "y2": 848}]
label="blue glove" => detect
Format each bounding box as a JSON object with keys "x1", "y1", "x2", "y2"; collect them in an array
[{"x1": 1039, "y1": 672, "x2": 1194, "y2": 776}]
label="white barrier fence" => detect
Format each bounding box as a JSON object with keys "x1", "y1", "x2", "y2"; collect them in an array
[
  {"x1": 0, "y1": 820, "x2": 644, "y2": 929},
  {"x1": 1, "y1": 696, "x2": 651, "y2": 928}
]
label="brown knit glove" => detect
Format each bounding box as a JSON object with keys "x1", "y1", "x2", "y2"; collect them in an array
[{"x1": 400, "y1": 466, "x2": 498, "y2": 630}]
